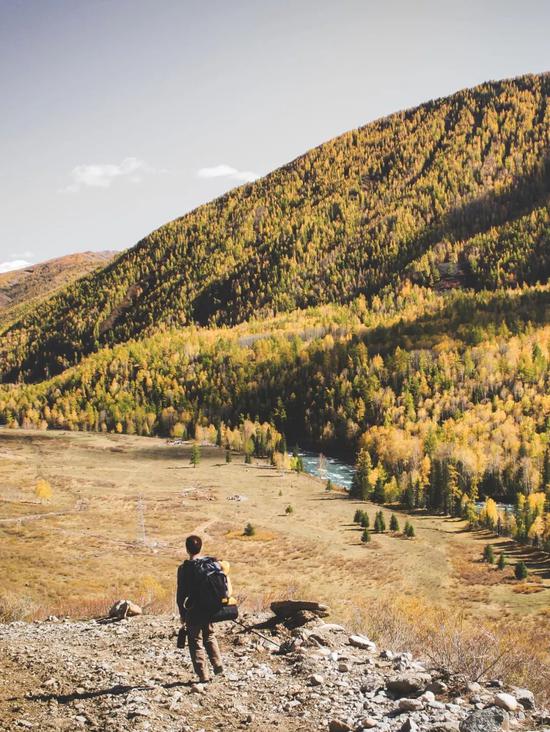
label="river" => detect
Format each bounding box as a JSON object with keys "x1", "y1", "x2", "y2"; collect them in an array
[
  {"x1": 299, "y1": 449, "x2": 514, "y2": 511},
  {"x1": 298, "y1": 450, "x2": 355, "y2": 489}
]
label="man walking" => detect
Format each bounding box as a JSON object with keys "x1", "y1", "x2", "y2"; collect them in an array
[{"x1": 176, "y1": 534, "x2": 224, "y2": 683}]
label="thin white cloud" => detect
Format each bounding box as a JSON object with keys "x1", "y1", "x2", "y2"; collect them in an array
[
  {"x1": 0, "y1": 259, "x2": 32, "y2": 274},
  {"x1": 61, "y1": 157, "x2": 155, "y2": 193},
  {"x1": 197, "y1": 164, "x2": 259, "y2": 183}
]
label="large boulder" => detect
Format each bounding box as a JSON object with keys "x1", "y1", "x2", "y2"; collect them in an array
[
  {"x1": 109, "y1": 600, "x2": 142, "y2": 620},
  {"x1": 511, "y1": 687, "x2": 535, "y2": 709},
  {"x1": 459, "y1": 707, "x2": 509, "y2": 732},
  {"x1": 349, "y1": 634, "x2": 376, "y2": 652},
  {"x1": 493, "y1": 692, "x2": 518, "y2": 712},
  {"x1": 270, "y1": 600, "x2": 330, "y2": 618}
]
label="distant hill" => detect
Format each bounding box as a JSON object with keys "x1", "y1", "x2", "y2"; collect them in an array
[
  {"x1": 0, "y1": 251, "x2": 117, "y2": 330},
  {"x1": 0, "y1": 73, "x2": 548, "y2": 382}
]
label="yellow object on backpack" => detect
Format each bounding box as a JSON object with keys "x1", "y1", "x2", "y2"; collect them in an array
[{"x1": 219, "y1": 559, "x2": 237, "y2": 605}]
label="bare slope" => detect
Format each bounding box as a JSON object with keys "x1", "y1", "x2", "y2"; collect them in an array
[
  {"x1": 0, "y1": 251, "x2": 116, "y2": 329},
  {"x1": 0, "y1": 612, "x2": 546, "y2": 732}
]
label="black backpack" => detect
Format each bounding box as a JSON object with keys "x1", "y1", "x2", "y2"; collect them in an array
[{"x1": 193, "y1": 557, "x2": 228, "y2": 613}]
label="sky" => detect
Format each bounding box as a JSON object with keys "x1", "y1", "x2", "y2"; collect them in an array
[{"x1": 1, "y1": 0, "x2": 549, "y2": 272}]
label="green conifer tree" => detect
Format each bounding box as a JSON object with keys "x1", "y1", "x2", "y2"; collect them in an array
[
  {"x1": 515, "y1": 561, "x2": 528, "y2": 580},
  {"x1": 190, "y1": 443, "x2": 201, "y2": 468},
  {"x1": 483, "y1": 544, "x2": 495, "y2": 564}
]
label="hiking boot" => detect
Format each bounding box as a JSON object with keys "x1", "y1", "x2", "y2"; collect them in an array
[{"x1": 213, "y1": 665, "x2": 224, "y2": 676}]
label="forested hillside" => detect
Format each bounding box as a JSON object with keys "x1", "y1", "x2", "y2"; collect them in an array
[
  {"x1": 1, "y1": 73, "x2": 548, "y2": 382},
  {"x1": 2, "y1": 283, "x2": 549, "y2": 539}
]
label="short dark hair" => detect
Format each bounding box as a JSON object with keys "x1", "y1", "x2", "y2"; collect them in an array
[{"x1": 186, "y1": 535, "x2": 202, "y2": 555}]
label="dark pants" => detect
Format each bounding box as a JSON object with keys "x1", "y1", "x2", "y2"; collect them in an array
[{"x1": 187, "y1": 622, "x2": 222, "y2": 681}]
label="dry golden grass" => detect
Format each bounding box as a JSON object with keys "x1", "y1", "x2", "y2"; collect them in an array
[{"x1": 226, "y1": 529, "x2": 277, "y2": 542}]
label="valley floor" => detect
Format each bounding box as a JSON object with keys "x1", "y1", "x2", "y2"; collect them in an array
[{"x1": 0, "y1": 429, "x2": 548, "y2": 625}]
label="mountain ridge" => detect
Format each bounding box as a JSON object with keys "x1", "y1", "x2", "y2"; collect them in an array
[{"x1": 1, "y1": 72, "x2": 548, "y2": 383}]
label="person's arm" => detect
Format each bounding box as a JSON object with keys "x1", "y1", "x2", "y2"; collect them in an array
[{"x1": 176, "y1": 562, "x2": 188, "y2": 623}]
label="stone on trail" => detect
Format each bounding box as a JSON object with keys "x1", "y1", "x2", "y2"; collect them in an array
[
  {"x1": 328, "y1": 720, "x2": 352, "y2": 732},
  {"x1": 511, "y1": 687, "x2": 535, "y2": 709},
  {"x1": 349, "y1": 634, "x2": 376, "y2": 652},
  {"x1": 386, "y1": 673, "x2": 432, "y2": 697},
  {"x1": 109, "y1": 600, "x2": 143, "y2": 620},
  {"x1": 309, "y1": 673, "x2": 324, "y2": 686},
  {"x1": 398, "y1": 697, "x2": 423, "y2": 712},
  {"x1": 400, "y1": 719, "x2": 419, "y2": 732},
  {"x1": 270, "y1": 600, "x2": 330, "y2": 618},
  {"x1": 459, "y1": 707, "x2": 510, "y2": 732},
  {"x1": 493, "y1": 692, "x2": 518, "y2": 712}
]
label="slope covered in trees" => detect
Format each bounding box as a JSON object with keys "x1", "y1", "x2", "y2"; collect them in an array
[
  {"x1": 1, "y1": 73, "x2": 548, "y2": 382},
  {"x1": 1, "y1": 283, "x2": 549, "y2": 539}
]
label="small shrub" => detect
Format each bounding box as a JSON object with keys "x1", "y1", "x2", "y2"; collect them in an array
[
  {"x1": 326, "y1": 479, "x2": 333, "y2": 491},
  {"x1": 285, "y1": 504, "x2": 294, "y2": 515},
  {"x1": 354, "y1": 509, "x2": 364, "y2": 524},
  {"x1": 497, "y1": 553, "x2": 506, "y2": 570},
  {"x1": 361, "y1": 528, "x2": 371, "y2": 543},
  {"x1": 243, "y1": 522, "x2": 255, "y2": 537},
  {"x1": 244, "y1": 452, "x2": 252, "y2": 464},
  {"x1": 360, "y1": 512, "x2": 370, "y2": 529},
  {"x1": 515, "y1": 561, "x2": 528, "y2": 580},
  {"x1": 35, "y1": 479, "x2": 53, "y2": 501},
  {"x1": 483, "y1": 544, "x2": 495, "y2": 564},
  {"x1": 405, "y1": 522, "x2": 415, "y2": 538},
  {"x1": 390, "y1": 514, "x2": 399, "y2": 532},
  {"x1": 225, "y1": 449, "x2": 232, "y2": 463},
  {"x1": 190, "y1": 443, "x2": 201, "y2": 468}
]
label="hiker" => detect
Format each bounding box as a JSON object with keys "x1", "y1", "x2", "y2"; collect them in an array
[{"x1": 176, "y1": 534, "x2": 224, "y2": 683}]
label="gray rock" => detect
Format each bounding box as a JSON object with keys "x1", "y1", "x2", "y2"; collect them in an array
[
  {"x1": 512, "y1": 687, "x2": 535, "y2": 709},
  {"x1": 328, "y1": 720, "x2": 352, "y2": 732},
  {"x1": 109, "y1": 599, "x2": 143, "y2": 619},
  {"x1": 398, "y1": 698, "x2": 423, "y2": 712},
  {"x1": 358, "y1": 718, "x2": 378, "y2": 729},
  {"x1": 349, "y1": 635, "x2": 376, "y2": 652},
  {"x1": 400, "y1": 720, "x2": 419, "y2": 732},
  {"x1": 309, "y1": 674, "x2": 324, "y2": 686},
  {"x1": 387, "y1": 673, "x2": 431, "y2": 697},
  {"x1": 459, "y1": 707, "x2": 510, "y2": 732}
]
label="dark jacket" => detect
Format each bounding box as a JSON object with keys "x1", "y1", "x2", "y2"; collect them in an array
[{"x1": 176, "y1": 558, "x2": 208, "y2": 625}]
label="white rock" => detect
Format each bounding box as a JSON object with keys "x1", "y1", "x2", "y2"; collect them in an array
[
  {"x1": 494, "y1": 692, "x2": 518, "y2": 712},
  {"x1": 349, "y1": 635, "x2": 377, "y2": 652},
  {"x1": 398, "y1": 698, "x2": 423, "y2": 712},
  {"x1": 512, "y1": 687, "x2": 535, "y2": 709}
]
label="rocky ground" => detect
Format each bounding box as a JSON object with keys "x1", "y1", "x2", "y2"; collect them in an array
[{"x1": 0, "y1": 607, "x2": 548, "y2": 732}]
